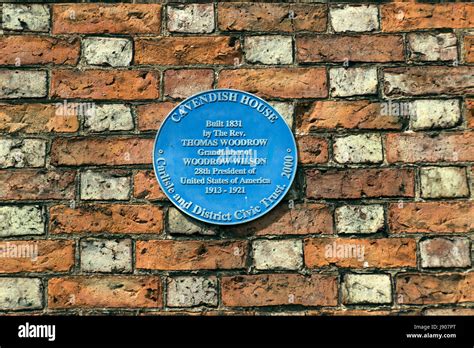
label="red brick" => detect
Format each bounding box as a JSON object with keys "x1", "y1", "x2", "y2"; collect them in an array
[
  {"x1": 297, "y1": 35, "x2": 404, "y2": 63},
  {"x1": 385, "y1": 132, "x2": 474, "y2": 163},
  {"x1": 0, "y1": 170, "x2": 75, "y2": 200},
  {"x1": 221, "y1": 274, "x2": 337, "y2": 307},
  {"x1": 218, "y1": 68, "x2": 327, "y2": 99},
  {"x1": 297, "y1": 135, "x2": 329, "y2": 164},
  {"x1": 383, "y1": 66, "x2": 474, "y2": 96},
  {"x1": 135, "y1": 240, "x2": 247, "y2": 270},
  {"x1": 306, "y1": 168, "x2": 415, "y2": 199},
  {"x1": 0, "y1": 240, "x2": 74, "y2": 273},
  {"x1": 218, "y1": 3, "x2": 327, "y2": 32},
  {"x1": 467, "y1": 99, "x2": 474, "y2": 129},
  {"x1": 135, "y1": 37, "x2": 241, "y2": 65},
  {"x1": 304, "y1": 238, "x2": 417, "y2": 268},
  {"x1": 51, "y1": 137, "x2": 153, "y2": 166},
  {"x1": 229, "y1": 202, "x2": 333, "y2": 236},
  {"x1": 133, "y1": 170, "x2": 166, "y2": 200},
  {"x1": 51, "y1": 70, "x2": 160, "y2": 100},
  {"x1": 0, "y1": 104, "x2": 79, "y2": 133},
  {"x1": 52, "y1": 4, "x2": 162, "y2": 34},
  {"x1": 396, "y1": 273, "x2": 474, "y2": 304},
  {"x1": 465, "y1": 36, "x2": 474, "y2": 63},
  {"x1": 49, "y1": 204, "x2": 164, "y2": 234},
  {"x1": 296, "y1": 100, "x2": 402, "y2": 131},
  {"x1": 389, "y1": 202, "x2": 474, "y2": 233},
  {"x1": 164, "y1": 69, "x2": 214, "y2": 99},
  {"x1": 48, "y1": 276, "x2": 162, "y2": 308},
  {"x1": 0, "y1": 36, "x2": 80, "y2": 65},
  {"x1": 381, "y1": 3, "x2": 474, "y2": 32},
  {"x1": 137, "y1": 102, "x2": 177, "y2": 131}
]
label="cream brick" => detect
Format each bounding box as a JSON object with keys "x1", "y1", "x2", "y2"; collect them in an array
[
  {"x1": 330, "y1": 67, "x2": 378, "y2": 97},
  {"x1": 167, "y1": 4, "x2": 214, "y2": 33},
  {"x1": 253, "y1": 239, "x2": 303, "y2": 270},
  {"x1": 245, "y1": 36, "x2": 293, "y2": 64},
  {"x1": 342, "y1": 274, "x2": 392, "y2": 304}
]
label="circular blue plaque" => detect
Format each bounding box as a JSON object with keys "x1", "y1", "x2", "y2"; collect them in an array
[{"x1": 153, "y1": 89, "x2": 297, "y2": 225}]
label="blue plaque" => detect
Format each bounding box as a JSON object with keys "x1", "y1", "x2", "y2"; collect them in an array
[{"x1": 153, "y1": 89, "x2": 297, "y2": 225}]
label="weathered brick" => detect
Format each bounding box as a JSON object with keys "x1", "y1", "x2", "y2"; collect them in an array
[
  {"x1": 471, "y1": 167, "x2": 474, "y2": 197},
  {"x1": 48, "y1": 276, "x2": 162, "y2": 308},
  {"x1": 80, "y1": 170, "x2": 131, "y2": 201},
  {"x1": 383, "y1": 67, "x2": 474, "y2": 96},
  {"x1": 84, "y1": 104, "x2": 134, "y2": 132},
  {"x1": 0, "y1": 104, "x2": 79, "y2": 133},
  {"x1": 467, "y1": 99, "x2": 474, "y2": 129},
  {"x1": 0, "y1": 240, "x2": 74, "y2": 273},
  {"x1": 0, "y1": 139, "x2": 46, "y2": 168},
  {"x1": 133, "y1": 170, "x2": 166, "y2": 200},
  {"x1": 168, "y1": 207, "x2": 216, "y2": 236},
  {"x1": 52, "y1": 4, "x2": 162, "y2": 34},
  {"x1": 51, "y1": 137, "x2": 153, "y2": 166},
  {"x1": 252, "y1": 240, "x2": 303, "y2": 270},
  {"x1": 218, "y1": 68, "x2": 327, "y2": 99},
  {"x1": 0, "y1": 206, "x2": 43, "y2": 237},
  {"x1": 396, "y1": 273, "x2": 474, "y2": 304},
  {"x1": 135, "y1": 37, "x2": 241, "y2": 66},
  {"x1": 167, "y1": 4, "x2": 214, "y2": 34},
  {"x1": 385, "y1": 132, "x2": 474, "y2": 163},
  {"x1": 330, "y1": 67, "x2": 378, "y2": 97},
  {"x1": 83, "y1": 37, "x2": 132, "y2": 67},
  {"x1": 389, "y1": 202, "x2": 474, "y2": 233},
  {"x1": 407, "y1": 33, "x2": 457, "y2": 62},
  {"x1": 164, "y1": 69, "x2": 214, "y2": 99},
  {"x1": 137, "y1": 102, "x2": 176, "y2": 132},
  {"x1": 320, "y1": 309, "x2": 395, "y2": 316},
  {"x1": 420, "y1": 238, "x2": 471, "y2": 268},
  {"x1": 420, "y1": 167, "x2": 469, "y2": 198},
  {"x1": 269, "y1": 102, "x2": 294, "y2": 128},
  {"x1": 50, "y1": 204, "x2": 164, "y2": 234},
  {"x1": 381, "y1": 3, "x2": 474, "y2": 32},
  {"x1": 167, "y1": 276, "x2": 217, "y2": 307},
  {"x1": 136, "y1": 240, "x2": 247, "y2": 270},
  {"x1": 0, "y1": 170, "x2": 76, "y2": 200},
  {"x1": 0, "y1": 36, "x2": 80, "y2": 65},
  {"x1": 330, "y1": 5, "x2": 379, "y2": 32},
  {"x1": 305, "y1": 238, "x2": 416, "y2": 268},
  {"x1": 230, "y1": 202, "x2": 333, "y2": 236},
  {"x1": 218, "y1": 3, "x2": 327, "y2": 32},
  {"x1": 297, "y1": 35, "x2": 403, "y2": 63},
  {"x1": 0, "y1": 278, "x2": 42, "y2": 310},
  {"x1": 296, "y1": 100, "x2": 402, "y2": 132},
  {"x1": 342, "y1": 274, "x2": 392, "y2": 304},
  {"x1": 335, "y1": 205, "x2": 384, "y2": 234},
  {"x1": 2, "y1": 4, "x2": 50, "y2": 32},
  {"x1": 306, "y1": 168, "x2": 414, "y2": 199},
  {"x1": 221, "y1": 274, "x2": 337, "y2": 307},
  {"x1": 410, "y1": 99, "x2": 461, "y2": 130},
  {"x1": 465, "y1": 36, "x2": 474, "y2": 63},
  {"x1": 50, "y1": 70, "x2": 160, "y2": 100},
  {"x1": 245, "y1": 36, "x2": 293, "y2": 65},
  {"x1": 297, "y1": 135, "x2": 328, "y2": 164},
  {"x1": 81, "y1": 239, "x2": 132, "y2": 273},
  {"x1": 424, "y1": 308, "x2": 474, "y2": 316},
  {"x1": 0, "y1": 70, "x2": 47, "y2": 98},
  {"x1": 333, "y1": 134, "x2": 383, "y2": 164}
]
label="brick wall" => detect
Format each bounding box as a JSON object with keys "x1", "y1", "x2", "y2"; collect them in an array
[{"x1": 0, "y1": 1, "x2": 473, "y2": 316}]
